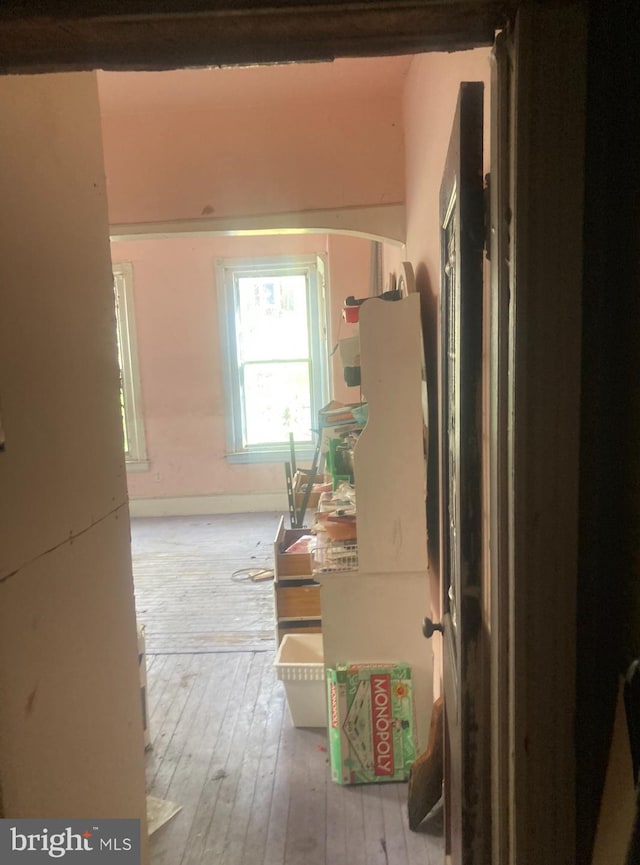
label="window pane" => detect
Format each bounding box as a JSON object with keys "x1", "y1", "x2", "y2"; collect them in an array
[
  {"x1": 236, "y1": 274, "x2": 309, "y2": 362},
  {"x1": 119, "y1": 377, "x2": 129, "y2": 455},
  {"x1": 243, "y1": 361, "x2": 312, "y2": 445},
  {"x1": 113, "y1": 283, "x2": 130, "y2": 454}
]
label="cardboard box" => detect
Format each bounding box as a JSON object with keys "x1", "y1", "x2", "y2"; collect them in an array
[
  {"x1": 292, "y1": 470, "x2": 330, "y2": 511},
  {"x1": 274, "y1": 516, "x2": 314, "y2": 578},
  {"x1": 327, "y1": 662, "x2": 416, "y2": 785}
]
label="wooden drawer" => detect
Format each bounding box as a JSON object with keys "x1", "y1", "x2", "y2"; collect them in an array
[
  {"x1": 273, "y1": 515, "x2": 314, "y2": 578},
  {"x1": 275, "y1": 583, "x2": 321, "y2": 619}
]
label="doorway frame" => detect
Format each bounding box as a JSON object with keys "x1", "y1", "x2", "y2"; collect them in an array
[
  {"x1": 0, "y1": 3, "x2": 588, "y2": 863},
  {"x1": 487, "y1": 6, "x2": 586, "y2": 865}
]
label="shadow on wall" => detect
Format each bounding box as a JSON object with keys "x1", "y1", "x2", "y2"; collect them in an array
[{"x1": 414, "y1": 261, "x2": 439, "y2": 574}]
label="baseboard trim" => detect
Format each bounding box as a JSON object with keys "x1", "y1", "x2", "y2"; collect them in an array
[{"x1": 128, "y1": 491, "x2": 288, "y2": 518}]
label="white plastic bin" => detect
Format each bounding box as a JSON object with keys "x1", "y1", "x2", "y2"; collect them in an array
[{"x1": 274, "y1": 633, "x2": 326, "y2": 727}]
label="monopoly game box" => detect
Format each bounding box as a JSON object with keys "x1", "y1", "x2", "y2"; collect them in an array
[{"x1": 326, "y1": 662, "x2": 416, "y2": 785}]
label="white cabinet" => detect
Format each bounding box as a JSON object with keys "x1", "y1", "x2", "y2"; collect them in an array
[
  {"x1": 317, "y1": 293, "x2": 433, "y2": 752},
  {"x1": 353, "y1": 292, "x2": 428, "y2": 574}
]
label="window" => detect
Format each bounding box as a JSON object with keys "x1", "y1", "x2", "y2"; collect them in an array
[
  {"x1": 217, "y1": 255, "x2": 329, "y2": 461},
  {"x1": 113, "y1": 262, "x2": 148, "y2": 469}
]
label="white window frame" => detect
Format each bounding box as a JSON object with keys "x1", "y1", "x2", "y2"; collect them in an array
[
  {"x1": 113, "y1": 262, "x2": 148, "y2": 471},
  {"x1": 217, "y1": 254, "x2": 330, "y2": 463}
]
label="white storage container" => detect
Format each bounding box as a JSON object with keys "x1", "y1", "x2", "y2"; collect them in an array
[{"x1": 274, "y1": 633, "x2": 326, "y2": 727}]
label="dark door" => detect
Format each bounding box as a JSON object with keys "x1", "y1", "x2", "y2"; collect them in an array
[{"x1": 438, "y1": 81, "x2": 488, "y2": 865}]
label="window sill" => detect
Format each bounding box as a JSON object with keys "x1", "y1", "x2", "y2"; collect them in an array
[
  {"x1": 126, "y1": 459, "x2": 150, "y2": 473},
  {"x1": 226, "y1": 448, "x2": 315, "y2": 465}
]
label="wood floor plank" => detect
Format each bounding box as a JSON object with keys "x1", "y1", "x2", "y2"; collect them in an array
[
  {"x1": 405, "y1": 798, "x2": 446, "y2": 865},
  {"x1": 152, "y1": 653, "x2": 246, "y2": 865},
  {"x1": 238, "y1": 668, "x2": 286, "y2": 865},
  {"x1": 218, "y1": 655, "x2": 280, "y2": 865},
  {"x1": 144, "y1": 651, "x2": 445, "y2": 865},
  {"x1": 379, "y1": 782, "x2": 411, "y2": 865},
  {"x1": 397, "y1": 783, "x2": 442, "y2": 865},
  {"x1": 145, "y1": 654, "x2": 202, "y2": 792},
  {"x1": 262, "y1": 685, "x2": 299, "y2": 865},
  {"x1": 144, "y1": 653, "x2": 170, "y2": 722},
  {"x1": 146, "y1": 654, "x2": 188, "y2": 728},
  {"x1": 325, "y1": 769, "x2": 349, "y2": 865},
  {"x1": 147, "y1": 654, "x2": 212, "y2": 800},
  {"x1": 283, "y1": 727, "x2": 327, "y2": 865},
  {"x1": 361, "y1": 785, "x2": 391, "y2": 865},
  {"x1": 135, "y1": 515, "x2": 444, "y2": 865},
  {"x1": 189, "y1": 653, "x2": 270, "y2": 864},
  {"x1": 178, "y1": 652, "x2": 254, "y2": 865},
  {"x1": 343, "y1": 785, "x2": 368, "y2": 865},
  {"x1": 145, "y1": 655, "x2": 187, "y2": 781},
  {"x1": 131, "y1": 514, "x2": 280, "y2": 653}
]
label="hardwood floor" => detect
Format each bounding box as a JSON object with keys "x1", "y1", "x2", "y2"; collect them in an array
[
  {"x1": 132, "y1": 513, "x2": 277, "y2": 653},
  {"x1": 131, "y1": 514, "x2": 444, "y2": 865}
]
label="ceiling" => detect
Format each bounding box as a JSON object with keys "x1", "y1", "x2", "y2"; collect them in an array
[{"x1": 97, "y1": 55, "x2": 415, "y2": 115}]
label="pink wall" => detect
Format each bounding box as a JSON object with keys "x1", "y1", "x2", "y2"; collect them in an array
[
  {"x1": 104, "y1": 53, "x2": 492, "y2": 511},
  {"x1": 99, "y1": 61, "x2": 400, "y2": 504},
  {"x1": 327, "y1": 233, "x2": 373, "y2": 404},
  {"x1": 402, "y1": 48, "x2": 491, "y2": 691},
  {"x1": 100, "y1": 70, "x2": 405, "y2": 225},
  {"x1": 381, "y1": 241, "x2": 406, "y2": 291},
  {"x1": 112, "y1": 233, "x2": 372, "y2": 500},
  {"x1": 404, "y1": 49, "x2": 491, "y2": 293}
]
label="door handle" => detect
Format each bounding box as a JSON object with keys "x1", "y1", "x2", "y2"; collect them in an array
[{"x1": 422, "y1": 617, "x2": 444, "y2": 639}]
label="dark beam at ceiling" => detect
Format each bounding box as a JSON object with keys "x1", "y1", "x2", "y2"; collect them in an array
[{"x1": 0, "y1": 1, "x2": 513, "y2": 73}]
